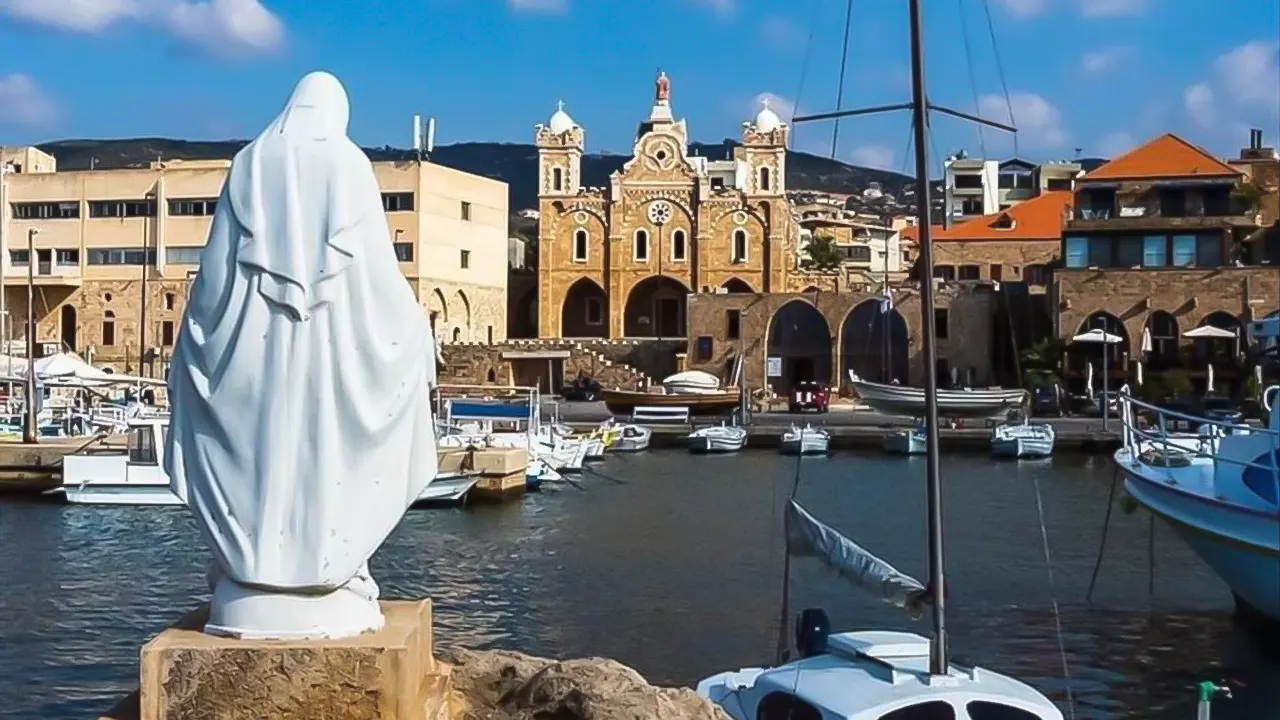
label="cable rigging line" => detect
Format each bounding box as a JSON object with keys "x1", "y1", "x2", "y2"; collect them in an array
[
  {"x1": 956, "y1": 0, "x2": 987, "y2": 159},
  {"x1": 981, "y1": 0, "x2": 1019, "y2": 158},
  {"x1": 830, "y1": 0, "x2": 856, "y2": 159},
  {"x1": 790, "y1": 0, "x2": 826, "y2": 138}
]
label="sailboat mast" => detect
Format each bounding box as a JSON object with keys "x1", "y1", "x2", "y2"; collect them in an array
[{"x1": 906, "y1": 0, "x2": 949, "y2": 676}]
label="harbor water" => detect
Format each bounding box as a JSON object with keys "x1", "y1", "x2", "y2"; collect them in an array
[{"x1": 1, "y1": 451, "x2": 1276, "y2": 719}]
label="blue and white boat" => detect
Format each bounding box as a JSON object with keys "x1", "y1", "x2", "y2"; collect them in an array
[
  {"x1": 990, "y1": 420, "x2": 1055, "y2": 460},
  {"x1": 1115, "y1": 317, "x2": 1280, "y2": 630},
  {"x1": 884, "y1": 425, "x2": 927, "y2": 455}
]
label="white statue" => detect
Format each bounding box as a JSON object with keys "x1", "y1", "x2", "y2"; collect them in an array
[{"x1": 165, "y1": 71, "x2": 439, "y2": 640}]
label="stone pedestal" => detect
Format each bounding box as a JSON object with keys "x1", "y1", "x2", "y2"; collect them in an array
[{"x1": 126, "y1": 599, "x2": 450, "y2": 720}]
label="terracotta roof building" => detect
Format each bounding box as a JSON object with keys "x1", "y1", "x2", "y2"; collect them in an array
[{"x1": 931, "y1": 190, "x2": 1072, "y2": 288}]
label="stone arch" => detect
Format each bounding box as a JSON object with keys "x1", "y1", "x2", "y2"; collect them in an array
[
  {"x1": 721, "y1": 278, "x2": 754, "y2": 293},
  {"x1": 1193, "y1": 311, "x2": 1244, "y2": 367},
  {"x1": 802, "y1": 286, "x2": 821, "y2": 293},
  {"x1": 840, "y1": 299, "x2": 909, "y2": 385},
  {"x1": 1068, "y1": 311, "x2": 1129, "y2": 381},
  {"x1": 624, "y1": 275, "x2": 690, "y2": 338},
  {"x1": 510, "y1": 286, "x2": 538, "y2": 338},
  {"x1": 452, "y1": 289, "x2": 472, "y2": 340},
  {"x1": 60, "y1": 304, "x2": 77, "y2": 352},
  {"x1": 766, "y1": 300, "x2": 833, "y2": 392},
  {"x1": 1144, "y1": 311, "x2": 1180, "y2": 369},
  {"x1": 561, "y1": 277, "x2": 608, "y2": 338},
  {"x1": 428, "y1": 289, "x2": 448, "y2": 339}
]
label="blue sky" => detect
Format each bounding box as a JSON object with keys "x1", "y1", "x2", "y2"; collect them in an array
[{"x1": 0, "y1": 0, "x2": 1277, "y2": 172}]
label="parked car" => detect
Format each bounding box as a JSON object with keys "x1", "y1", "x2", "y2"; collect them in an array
[{"x1": 789, "y1": 381, "x2": 829, "y2": 413}]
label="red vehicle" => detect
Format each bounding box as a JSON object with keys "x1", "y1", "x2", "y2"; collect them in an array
[{"x1": 789, "y1": 381, "x2": 829, "y2": 413}]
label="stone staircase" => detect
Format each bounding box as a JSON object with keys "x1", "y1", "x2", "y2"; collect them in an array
[{"x1": 563, "y1": 340, "x2": 654, "y2": 389}]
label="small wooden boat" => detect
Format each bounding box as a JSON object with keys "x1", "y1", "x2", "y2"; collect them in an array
[
  {"x1": 662, "y1": 370, "x2": 723, "y2": 395},
  {"x1": 849, "y1": 372, "x2": 1027, "y2": 419},
  {"x1": 780, "y1": 424, "x2": 829, "y2": 456},
  {"x1": 990, "y1": 421, "x2": 1056, "y2": 459},
  {"x1": 601, "y1": 388, "x2": 741, "y2": 416},
  {"x1": 610, "y1": 423, "x2": 653, "y2": 452},
  {"x1": 687, "y1": 424, "x2": 748, "y2": 454},
  {"x1": 883, "y1": 426, "x2": 927, "y2": 455}
]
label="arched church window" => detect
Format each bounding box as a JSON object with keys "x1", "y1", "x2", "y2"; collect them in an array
[
  {"x1": 634, "y1": 229, "x2": 650, "y2": 262},
  {"x1": 732, "y1": 229, "x2": 748, "y2": 263},
  {"x1": 552, "y1": 167, "x2": 563, "y2": 192},
  {"x1": 573, "y1": 229, "x2": 589, "y2": 262},
  {"x1": 760, "y1": 167, "x2": 771, "y2": 191},
  {"x1": 672, "y1": 229, "x2": 687, "y2": 261}
]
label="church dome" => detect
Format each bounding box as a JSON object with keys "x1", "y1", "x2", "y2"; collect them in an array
[
  {"x1": 548, "y1": 101, "x2": 576, "y2": 134},
  {"x1": 753, "y1": 99, "x2": 783, "y2": 132}
]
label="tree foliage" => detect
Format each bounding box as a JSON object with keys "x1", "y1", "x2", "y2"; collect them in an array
[{"x1": 802, "y1": 234, "x2": 845, "y2": 271}]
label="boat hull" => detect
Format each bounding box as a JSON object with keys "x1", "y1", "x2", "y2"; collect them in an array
[
  {"x1": 780, "y1": 433, "x2": 829, "y2": 456},
  {"x1": 688, "y1": 432, "x2": 747, "y2": 454},
  {"x1": 849, "y1": 374, "x2": 1026, "y2": 419},
  {"x1": 413, "y1": 475, "x2": 478, "y2": 506},
  {"x1": 1121, "y1": 459, "x2": 1280, "y2": 626},
  {"x1": 883, "y1": 431, "x2": 926, "y2": 455},
  {"x1": 51, "y1": 484, "x2": 180, "y2": 506},
  {"x1": 990, "y1": 437, "x2": 1055, "y2": 459},
  {"x1": 601, "y1": 389, "x2": 740, "y2": 416},
  {"x1": 612, "y1": 427, "x2": 653, "y2": 452}
]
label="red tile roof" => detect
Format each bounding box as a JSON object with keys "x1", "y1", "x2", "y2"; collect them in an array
[
  {"x1": 1083, "y1": 133, "x2": 1240, "y2": 181},
  {"x1": 933, "y1": 191, "x2": 1071, "y2": 242}
]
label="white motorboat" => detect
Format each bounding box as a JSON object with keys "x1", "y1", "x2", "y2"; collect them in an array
[
  {"x1": 662, "y1": 369, "x2": 722, "y2": 395},
  {"x1": 780, "y1": 424, "x2": 829, "y2": 456},
  {"x1": 850, "y1": 372, "x2": 1028, "y2": 419},
  {"x1": 883, "y1": 426, "x2": 927, "y2": 455},
  {"x1": 698, "y1": 4, "x2": 1063, "y2": 715},
  {"x1": 688, "y1": 423, "x2": 747, "y2": 454},
  {"x1": 610, "y1": 424, "x2": 653, "y2": 452},
  {"x1": 413, "y1": 473, "x2": 478, "y2": 506},
  {"x1": 990, "y1": 421, "x2": 1056, "y2": 459},
  {"x1": 53, "y1": 417, "x2": 178, "y2": 506}
]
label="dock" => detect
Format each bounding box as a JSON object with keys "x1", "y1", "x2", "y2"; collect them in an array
[{"x1": 0, "y1": 435, "x2": 125, "y2": 494}]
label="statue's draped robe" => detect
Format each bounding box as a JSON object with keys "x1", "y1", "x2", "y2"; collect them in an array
[{"x1": 166, "y1": 74, "x2": 437, "y2": 593}]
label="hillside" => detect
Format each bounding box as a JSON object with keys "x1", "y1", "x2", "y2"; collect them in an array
[{"x1": 35, "y1": 138, "x2": 914, "y2": 213}]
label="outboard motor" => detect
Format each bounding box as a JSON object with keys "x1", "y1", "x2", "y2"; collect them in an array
[{"x1": 794, "y1": 608, "x2": 830, "y2": 659}]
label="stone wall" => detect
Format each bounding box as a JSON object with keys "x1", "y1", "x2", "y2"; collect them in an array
[
  {"x1": 438, "y1": 339, "x2": 667, "y2": 391},
  {"x1": 933, "y1": 240, "x2": 1058, "y2": 286}
]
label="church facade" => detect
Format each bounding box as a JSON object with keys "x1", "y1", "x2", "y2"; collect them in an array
[{"x1": 535, "y1": 73, "x2": 795, "y2": 340}]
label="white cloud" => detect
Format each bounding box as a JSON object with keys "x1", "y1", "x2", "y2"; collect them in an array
[
  {"x1": 1081, "y1": 45, "x2": 1133, "y2": 73},
  {"x1": 1097, "y1": 132, "x2": 1135, "y2": 158},
  {"x1": 752, "y1": 92, "x2": 796, "y2": 122},
  {"x1": 1215, "y1": 41, "x2": 1280, "y2": 111},
  {"x1": 1183, "y1": 83, "x2": 1216, "y2": 127},
  {"x1": 0, "y1": 0, "x2": 284, "y2": 55},
  {"x1": 980, "y1": 92, "x2": 1066, "y2": 148},
  {"x1": 850, "y1": 145, "x2": 895, "y2": 170},
  {"x1": 0, "y1": 73, "x2": 58, "y2": 128},
  {"x1": 509, "y1": 0, "x2": 567, "y2": 12}
]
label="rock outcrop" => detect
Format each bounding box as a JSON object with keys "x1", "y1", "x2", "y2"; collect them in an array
[{"x1": 440, "y1": 648, "x2": 730, "y2": 720}]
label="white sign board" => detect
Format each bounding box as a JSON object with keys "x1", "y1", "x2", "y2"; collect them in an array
[{"x1": 766, "y1": 357, "x2": 782, "y2": 378}]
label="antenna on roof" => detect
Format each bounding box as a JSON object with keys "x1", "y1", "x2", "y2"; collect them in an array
[{"x1": 1073, "y1": 147, "x2": 1082, "y2": 159}]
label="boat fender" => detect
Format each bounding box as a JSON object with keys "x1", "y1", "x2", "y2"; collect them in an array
[{"x1": 794, "y1": 608, "x2": 830, "y2": 659}]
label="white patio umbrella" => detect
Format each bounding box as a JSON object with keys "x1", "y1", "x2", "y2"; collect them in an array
[
  {"x1": 1073, "y1": 328, "x2": 1124, "y2": 429},
  {"x1": 1141, "y1": 326, "x2": 1153, "y2": 354},
  {"x1": 1136, "y1": 361, "x2": 1144, "y2": 387},
  {"x1": 1207, "y1": 363, "x2": 1215, "y2": 395},
  {"x1": 1256, "y1": 364, "x2": 1264, "y2": 388},
  {"x1": 1085, "y1": 361, "x2": 1095, "y2": 400}
]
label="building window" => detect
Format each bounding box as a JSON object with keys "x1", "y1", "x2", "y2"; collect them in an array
[
  {"x1": 164, "y1": 293, "x2": 176, "y2": 311},
  {"x1": 634, "y1": 229, "x2": 649, "y2": 262},
  {"x1": 487, "y1": 326, "x2": 494, "y2": 344},
  {"x1": 552, "y1": 167, "x2": 563, "y2": 192},
  {"x1": 164, "y1": 246, "x2": 205, "y2": 265},
  {"x1": 381, "y1": 192, "x2": 415, "y2": 212},
  {"x1": 934, "y1": 265, "x2": 955, "y2": 281},
  {"x1": 573, "y1": 229, "x2": 589, "y2": 262},
  {"x1": 393, "y1": 242, "x2": 414, "y2": 262},
  {"x1": 88, "y1": 200, "x2": 156, "y2": 218},
  {"x1": 727, "y1": 309, "x2": 741, "y2": 339},
  {"x1": 990, "y1": 264, "x2": 1003, "y2": 281},
  {"x1": 1142, "y1": 235, "x2": 1167, "y2": 266},
  {"x1": 585, "y1": 297, "x2": 603, "y2": 326},
  {"x1": 711, "y1": 177, "x2": 726, "y2": 190},
  {"x1": 11, "y1": 201, "x2": 79, "y2": 219},
  {"x1": 168, "y1": 198, "x2": 218, "y2": 216},
  {"x1": 1065, "y1": 237, "x2": 1088, "y2": 267},
  {"x1": 460, "y1": 249, "x2": 471, "y2": 269},
  {"x1": 1171, "y1": 235, "x2": 1196, "y2": 266},
  {"x1": 1158, "y1": 187, "x2": 1187, "y2": 218},
  {"x1": 460, "y1": 201, "x2": 472, "y2": 221},
  {"x1": 732, "y1": 229, "x2": 748, "y2": 263},
  {"x1": 88, "y1": 248, "x2": 156, "y2": 265},
  {"x1": 1024, "y1": 264, "x2": 1048, "y2": 285},
  {"x1": 958, "y1": 265, "x2": 981, "y2": 280},
  {"x1": 1196, "y1": 234, "x2": 1222, "y2": 267},
  {"x1": 935, "y1": 308, "x2": 949, "y2": 339},
  {"x1": 672, "y1": 229, "x2": 687, "y2": 261},
  {"x1": 9, "y1": 249, "x2": 28, "y2": 267},
  {"x1": 102, "y1": 311, "x2": 116, "y2": 346},
  {"x1": 760, "y1": 167, "x2": 771, "y2": 191},
  {"x1": 695, "y1": 336, "x2": 713, "y2": 362},
  {"x1": 161, "y1": 320, "x2": 175, "y2": 346},
  {"x1": 56, "y1": 249, "x2": 79, "y2": 265},
  {"x1": 846, "y1": 245, "x2": 872, "y2": 262},
  {"x1": 452, "y1": 327, "x2": 462, "y2": 342},
  {"x1": 1045, "y1": 178, "x2": 1071, "y2": 191}
]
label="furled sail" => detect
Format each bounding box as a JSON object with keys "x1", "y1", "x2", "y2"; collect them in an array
[{"x1": 786, "y1": 500, "x2": 929, "y2": 617}]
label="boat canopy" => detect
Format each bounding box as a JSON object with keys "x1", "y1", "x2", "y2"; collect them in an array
[
  {"x1": 785, "y1": 500, "x2": 928, "y2": 615},
  {"x1": 448, "y1": 400, "x2": 532, "y2": 420}
]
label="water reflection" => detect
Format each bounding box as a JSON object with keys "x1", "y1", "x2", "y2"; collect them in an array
[{"x1": 0, "y1": 452, "x2": 1275, "y2": 719}]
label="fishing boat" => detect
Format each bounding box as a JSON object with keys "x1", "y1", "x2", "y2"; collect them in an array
[
  {"x1": 850, "y1": 373, "x2": 1028, "y2": 420},
  {"x1": 1116, "y1": 319, "x2": 1280, "y2": 630},
  {"x1": 601, "y1": 387, "x2": 741, "y2": 416},
  {"x1": 780, "y1": 424, "x2": 829, "y2": 456},
  {"x1": 53, "y1": 417, "x2": 177, "y2": 506},
  {"x1": 697, "y1": 2, "x2": 1063, "y2": 717},
  {"x1": 662, "y1": 370, "x2": 723, "y2": 395},
  {"x1": 990, "y1": 421, "x2": 1056, "y2": 460},
  {"x1": 606, "y1": 422, "x2": 653, "y2": 452},
  {"x1": 884, "y1": 425, "x2": 927, "y2": 455},
  {"x1": 687, "y1": 423, "x2": 748, "y2": 454}
]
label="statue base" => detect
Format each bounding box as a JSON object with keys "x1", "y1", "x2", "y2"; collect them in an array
[
  {"x1": 206, "y1": 574, "x2": 384, "y2": 639},
  {"x1": 114, "y1": 600, "x2": 453, "y2": 720}
]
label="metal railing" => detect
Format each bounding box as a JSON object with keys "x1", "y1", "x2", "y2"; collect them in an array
[{"x1": 1115, "y1": 384, "x2": 1280, "y2": 504}]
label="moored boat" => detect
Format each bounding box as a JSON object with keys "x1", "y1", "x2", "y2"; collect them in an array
[
  {"x1": 662, "y1": 369, "x2": 723, "y2": 395},
  {"x1": 990, "y1": 421, "x2": 1056, "y2": 459},
  {"x1": 53, "y1": 417, "x2": 178, "y2": 506},
  {"x1": 687, "y1": 423, "x2": 747, "y2": 454},
  {"x1": 413, "y1": 473, "x2": 478, "y2": 506},
  {"x1": 780, "y1": 424, "x2": 829, "y2": 456},
  {"x1": 883, "y1": 426, "x2": 927, "y2": 455},
  {"x1": 850, "y1": 372, "x2": 1027, "y2": 419},
  {"x1": 601, "y1": 388, "x2": 741, "y2": 416},
  {"x1": 609, "y1": 423, "x2": 652, "y2": 452}
]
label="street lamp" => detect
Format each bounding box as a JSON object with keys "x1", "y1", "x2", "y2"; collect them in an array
[{"x1": 23, "y1": 227, "x2": 39, "y2": 444}]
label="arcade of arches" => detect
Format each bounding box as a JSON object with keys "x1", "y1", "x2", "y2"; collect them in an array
[{"x1": 685, "y1": 288, "x2": 997, "y2": 393}]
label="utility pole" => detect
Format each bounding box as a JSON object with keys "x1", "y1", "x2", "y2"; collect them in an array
[{"x1": 23, "y1": 227, "x2": 39, "y2": 444}]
